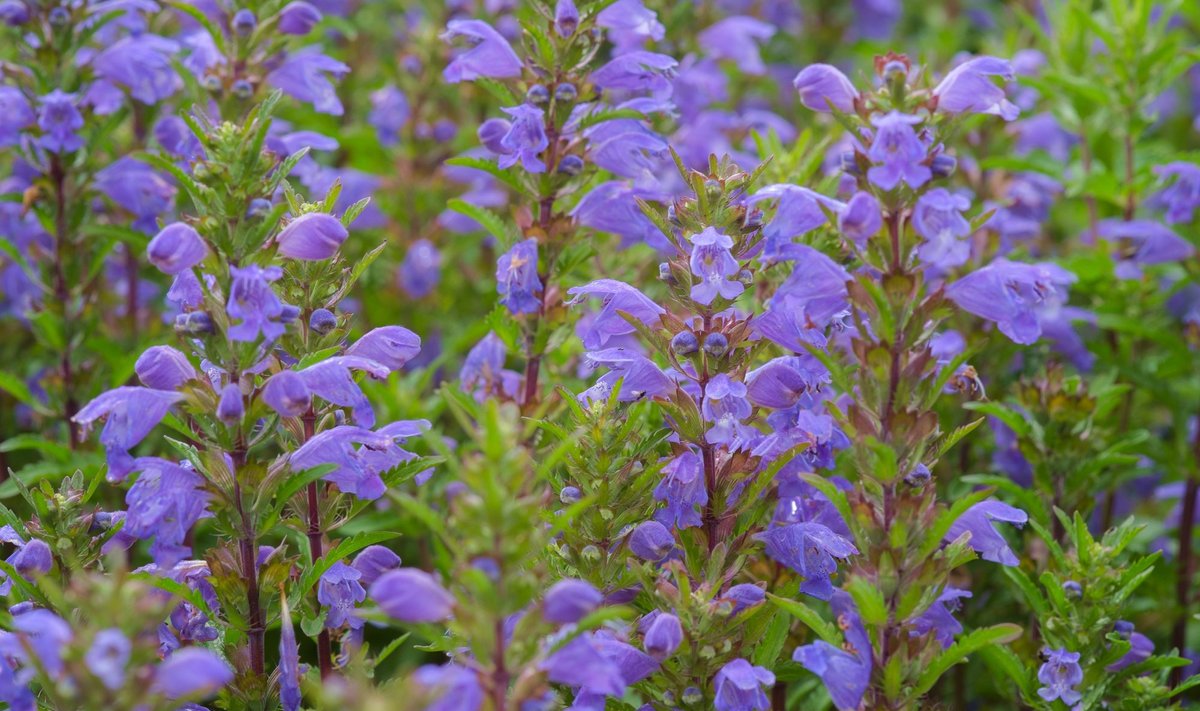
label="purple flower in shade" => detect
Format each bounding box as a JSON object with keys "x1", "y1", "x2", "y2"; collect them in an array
[
  {"x1": 945, "y1": 499, "x2": 1027, "y2": 566},
  {"x1": 720, "y1": 583, "x2": 766, "y2": 615},
  {"x1": 92, "y1": 34, "x2": 181, "y2": 105},
  {"x1": 398, "y1": 239, "x2": 441, "y2": 298},
  {"x1": 290, "y1": 420, "x2": 426, "y2": 499},
  {"x1": 543, "y1": 579, "x2": 602, "y2": 624},
  {"x1": 460, "y1": 332, "x2": 521, "y2": 401},
  {"x1": 697, "y1": 17, "x2": 775, "y2": 75},
  {"x1": 584, "y1": 116, "x2": 670, "y2": 182},
  {"x1": 267, "y1": 48, "x2": 350, "y2": 115},
  {"x1": 36, "y1": 90, "x2": 84, "y2": 153},
  {"x1": 749, "y1": 184, "x2": 841, "y2": 260},
  {"x1": 913, "y1": 188, "x2": 972, "y2": 270},
  {"x1": 279, "y1": 597, "x2": 302, "y2": 711},
  {"x1": 151, "y1": 647, "x2": 233, "y2": 699},
  {"x1": 713, "y1": 658, "x2": 775, "y2": 711},
  {"x1": 217, "y1": 383, "x2": 243, "y2": 424},
  {"x1": 653, "y1": 451, "x2": 707, "y2": 529},
  {"x1": 744, "y1": 357, "x2": 829, "y2": 412},
  {"x1": 318, "y1": 561, "x2": 367, "y2": 629},
  {"x1": 154, "y1": 116, "x2": 203, "y2": 163},
  {"x1": 477, "y1": 117, "x2": 510, "y2": 153},
  {"x1": 123, "y1": 457, "x2": 211, "y2": 567},
  {"x1": 368, "y1": 85, "x2": 408, "y2": 146},
  {"x1": 583, "y1": 348, "x2": 673, "y2": 403},
  {"x1": 0, "y1": 87, "x2": 35, "y2": 146},
  {"x1": 226, "y1": 265, "x2": 286, "y2": 342},
  {"x1": 1011, "y1": 113, "x2": 1075, "y2": 162},
  {"x1": 345, "y1": 326, "x2": 422, "y2": 372},
  {"x1": 628, "y1": 520, "x2": 674, "y2": 561},
  {"x1": 95, "y1": 157, "x2": 176, "y2": 232},
  {"x1": 838, "y1": 191, "x2": 882, "y2": 247},
  {"x1": 946, "y1": 258, "x2": 1075, "y2": 344},
  {"x1": 572, "y1": 182, "x2": 669, "y2": 250},
  {"x1": 851, "y1": 0, "x2": 900, "y2": 39},
  {"x1": 867, "y1": 112, "x2": 930, "y2": 190},
  {"x1": 441, "y1": 19, "x2": 522, "y2": 83},
  {"x1": 135, "y1": 346, "x2": 195, "y2": 390},
  {"x1": 73, "y1": 387, "x2": 184, "y2": 481},
  {"x1": 755, "y1": 523, "x2": 858, "y2": 600},
  {"x1": 643, "y1": 612, "x2": 682, "y2": 659},
  {"x1": 85, "y1": 629, "x2": 130, "y2": 690},
  {"x1": 689, "y1": 227, "x2": 743, "y2": 305},
  {"x1": 262, "y1": 370, "x2": 312, "y2": 417},
  {"x1": 496, "y1": 105, "x2": 548, "y2": 172},
  {"x1": 1095, "y1": 219, "x2": 1196, "y2": 278},
  {"x1": 147, "y1": 223, "x2": 207, "y2": 275},
  {"x1": 412, "y1": 664, "x2": 484, "y2": 710},
  {"x1": 590, "y1": 51, "x2": 678, "y2": 100},
  {"x1": 554, "y1": 0, "x2": 578, "y2": 36},
  {"x1": 595, "y1": 0, "x2": 664, "y2": 51},
  {"x1": 276, "y1": 212, "x2": 348, "y2": 260},
  {"x1": 1036, "y1": 648, "x2": 1083, "y2": 706},
  {"x1": 909, "y1": 587, "x2": 971, "y2": 648},
  {"x1": 496, "y1": 238, "x2": 543, "y2": 314},
  {"x1": 369, "y1": 568, "x2": 455, "y2": 622},
  {"x1": 933, "y1": 56, "x2": 1019, "y2": 121},
  {"x1": 702, "y1": 374, "x2": 755, "y2": 447},
  {"x1": 793, "y1": 590, "x2": 871, "y2": 711},
  {"x1": 0, "y1": 609, "x2": 72, "y2": 679},
  {"x1": 1151, "y1": 162, "x2": 1200, "y2": 224},
  {"x1": 794, "y1": 64, "x2": 859, "y2": 113},
  {"x1": 279, "y1": 0, "x2": 322, "y2": 35},
  {"x1": 0, "y1": 526, "x2": 52, "y2": 594},
  {"x1": 567, "y1": 279, "x2": 665, "y2": 350},
  {"x1": 351, "y1": 545, "x2": 401, "y2": 587},
  {"x1": 1107, "y1": 626, "x2": 1154, "y2": 672}
]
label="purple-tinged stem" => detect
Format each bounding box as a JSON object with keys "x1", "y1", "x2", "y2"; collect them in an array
[{"x1": 303, "y1": 410, "x2": 334, "y2": 678}]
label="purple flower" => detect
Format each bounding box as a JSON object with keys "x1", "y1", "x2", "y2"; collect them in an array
[
  {"x1": 945, "y1": 499, "x2": 1027, "y2": 566},
  {"x1": 585, "y1": 117, "x2": 669, "y2": 181},
  {"x1": 595, "y1": 0, "x2": 664, "y2": 51},
  {"x1": 370, "y1": 568, "x2": 455, "y2": 622},
  {"x1": 0, "y1": 87, "x2": 35, "y2": 146},
  {"x1": 0, "y1": 527, "x2": 52, "y2": 594},
  {"x1": 92, "y1": 34, "x2": 181, "y2": 105},
  {"x1": 946, "y1": 258, "x2": 1075, "y2": 344},
  {"x1": 697, "y1": 17, "x2": 775, "y2": 75},
  {"x1": 319, "y1": 561, "x2": 367, "y2": 629},
  {"x1": 755, "y1": 523, "x2": 857, "y2": 600},
  {"x1": 276, "y1": 212, "x2": 348, "y2": 260},
  {"x1": 398, "y1": 239, "x2": 441, "y2": 298},
  {"x1": 689, "y1": 227, "x2": 743, "y2": 305},
  {"x1": 572, "y1": 182, "x2": 668, "y2": 250},
  {"x1": 369, "y1": 85, "x2": 408, "y2": 146},
  {"x1": 0, "y1": 609, "x2": 72, "y2": 679},
  {"x1": 135, "y1": 346, "x2": 195, "y2": 390},
  {"x1": 147, "y1": 223, "x2": 207, "y2": 275},
  {"x1": 1036, "y1": 648, "x2": 1082, "y2": 706},
  {"x1": 713, "y1": 658, "x2": 775, "y2": 711},
  {"x1": 643, "y1": 612, "x2": 682, "y2": 659},
  {"x1": 124, "y1": 457, "x2": 211, "y2": 567},
  {"x1": 867, "y1": 112, "x2": 930, "y2": 190},
  {"x1": 1107, "y1": 627, "x2": 1154, "y2": 672},
  {"x1": 793, "y1": 591, "x2": 871, "y2": 711},
  {"x1": 543, "y1": 579, "x2": 602, "y2": 624},
  {"x1": 720, "y1": 584, "x2": 765, "y2": 614},
  {"x1": 412, "y1": 664, "x2": 484, "y2": 710},
  {"x1": 346, "y1": 326, "x2": 422, "y2": 372},
  {"x1": 591, "y1": 52, "x2": 678, "y2": 100},
  {"x1": 460, "y1": 332, "x2": 521, "y2": 401},
  {"x1": 290, "y1": 421, "x2": 425, "y2": 499},
  {"x1": 297, "y1": 356, "x2": 393, "y2": 427},
  {"x1": 262, "y1": 370, "x2": 311, "y2": 417},
  {"x1": 441, "y1": 19, "x2": 522, "y2": 83},
  {"x1": 74, "y1": 387, "x2": 184, "y2": 481},
  {"x1": 1152, "y1": 162, "x2": 1200, "y2": 224},
  {"x1": 794, "y1": 64, "x2": 859, "y2": 113},
  {"x1": 541, "y1": 633, "x2": 638, "y2": 697},
  {"x1": 227, "y1": 265, "x2": 286, "y2": 342},
  {"x1": 95, "y1": 157, "x2": 176, "y2": 232},
  {"x1": 496, "y1": 105, "x2": 548, "y2": 172},
  {"x1": 497, "y1": 238, "x2": 543, "y2": 314},
  {"x1": 267, "y1": 48, "x2": 350, "y2": 115},
  {"x1": 913, "y1": 188, "x2": 972, "y2": 270},
  {"x1": 351, "y1": 545, "x2": 401, "y2": 587},
  {"x1": 217, "y1": 383, "x2": 243, "y2": 424},
  {"x1": 279, "y1": 597, "x2": 302, "y2": 711},
  {"x1": 933, "y1": 56, "x2": 1019, "y2": 121},
  {"x1": 567, "y1": 279, "x2": 664, "y2": 350},
  {"x1": 584, "y1": 348, "x2": 673, "y2": 402},
  {"x1": 653, "y1": 451, "x2": 707, "y2": 529},
  {"x1": 85, "y1": 629, "x2": 130, "y2": 690},
  {"x1": 279, "y1": 0, "x2": 322, "y2": 35},
  {"x1": 36, "y1": 90, "x2": 84, "y2": 153},
  {"x1": 750, "y1": 184, "x2": 841, "y2": 260},
  {"x1": 703, "y1": 375, "x2": 755, "y2": 447},
  {"x1": 628, "y1": 520, "x2": 674, "y2": 561},
  {"x1": 151, "y1": 648, "x2": 233, "y2": 699},
  {"x1": 554, "y1": 0, "x2": 578, "y2": 36},
  {"x1": 1095, "y1": 219, "x2": 1195, "y2": 278},
  {"x1": 838, "y1": 191, "x2": 882, "y2": 247},
  {"x1": 909, "y1": 587, "x2": 971, "y2": 648}
]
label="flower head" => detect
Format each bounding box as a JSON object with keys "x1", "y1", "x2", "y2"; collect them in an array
[
  {"x1": 933, "y1": 56, "x2": 1019, "y2": 121},
  {"x1": 227, "y1": 265, "x2": 286, "y2": 342},
  {"x1": 1036, "y1": 648, "x2": 1082, "y2": 706},
  {"x1": 794, "y1": 64, "x2": 859, "y2": 113},
  {"x1": 370, "y1": 568, "x2": 455, "y2": 622},
  {"x1": 947, "y1": 258, "x2": 1075, "y2": 345},
  {"x1": 867, "y1": 112, "x2": 930, "y2": 190},
  {"x1": 496, "y1": 238, "x2": 543, "y2": 314},
  {"x1": 689, "y1": 227, "x2": 743, "y2": 305},
  {"x1": 653, "y1": 451, "x2": 707, "y2": 529},
  {"x1": 276, "y1": 212, "x2": 348, "y2": 260},
  {"x1": 318, "y1": 561, "x2": 367, "y2": 629},
  {"x1": 441, "y1": 19, "x2": 522, "y2": 83},
  {"x1": 37, "y1": 90, "x2": 84, "y2": 153},
  {"x1": 713, "y1": 658, "x2": 775, "y2": 711},
  {"x1": 945, "y1": 499, "x2": 1027, "y2": 566},
  {"x1": 755, "y1": 522, "x2": 858, "y2": 600}
]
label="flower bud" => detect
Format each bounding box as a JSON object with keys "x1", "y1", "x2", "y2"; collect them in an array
[
  {"x1": 345, "y1": 326, "x2": 422, "y2": 371},
  {"x1": 0, "y1": 1, "x2": 30, "y2": 26},
  {"x1": 1113, "y1": 620, "x2": 1134, "y2": 638},
  {"x1": 702, "y1": 333, "x2": 728, "y2": 358},
  {"x1": 839, "y1": 151, "x2": 861, "y2": 176},
  {"x1": 629, "y1": 521, "x2": 674, "y2": 561},
  {"x1": 644, "y1": 613, "x2": 683, "y2": 659},
  {"x1": 309, "y1": 308, "x2": 337, "y2": 334},
  {"x1": 882, "y1": 60, "x2": 907, "y2": 80},
  {"x1": 246, "y1": 198, "x2": 271, "y2": 218},
  {"x1": 478, "y1": 118, "x2": 511, "y2": 154},
  {"x1": 931, "y1": 154, "x2": 958, "y2": 179},
  {"x1": 262, "y1": 370, "x2": 311, "y2": 417},
  {"x1": 217, "y1": 383, "x2": 244, "y2": 424},
  {"x1": 369, "y1": 569, "x2": 455, "y2": 623},
  {"x1": 671, "y1": 331, "x2": 699, "y2": 357},
  {"x1": 557, "y1": 155, "x2": 584, "y2": 176},
  {"x1": 526, "y1": 84, "x2": 550, "y2": 105},
  {"x1": 174, "y1": 312, "x2": 214, "y2": 335},
  {"x1": 48, "y1": 6, "x2": 69, "y2": 26},
  {"x1": 232, "y1": 9, "x2": 256, "y2": 36},
  {"x1": 838, "y1": 191, "x2": 882, "y2": 246},
  {"x1": 682, "y1": 687, "x2": 703, "y2": 704},
  {"x1": 559, "y1": 486, "x2": 581, "y2": 504},
  {"x1": 904, "y1": 463, "x2": 931, "y2": 487},
  {"x1": 278, "y1": 1, "x2": 321, "y2": 35},
  {"x1": 580, "y1": 544, "x2": 601, "y2": 563},
  {"x1": 554, "y1": 82, "x2": 577, "y2": 102},
  {"x1": 232, "y1": 79, "x2": 253, "y2": 99},
  {"x1": 1062, "y1": 580, "x2": 1082, "y2": 599},
  {"x1": 276, "y1": 212, "x2": 348, "y2": 261},
  {"x1": 280, "y1": 304, "x2": 301, "y2": 323},
  {"x1": 202, "y1": 75, "x2": 222, "y2": 93},
  {"x1": 147, "y1": 223, "x2": 207, "y2": 275},
  {"x1": 542, "y1": 579, "x2": 601, "y2": 624},
  {"x1": 135, "y1": 346, "x2": 196, "y2": 390},
  {"x1": 794, "y1": 63, "x2": 859, "y2": 113},
  {"x1": 554, "y1": 0, "x2": 578, "y2": 37}
]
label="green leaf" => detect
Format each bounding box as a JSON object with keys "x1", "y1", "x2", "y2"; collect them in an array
[
  {"x1": 752, "y1": 609, "x2": 791, "y2": 668},
  {"x1": 913, "y1": 624, "x2": 1022, "y2": 696},
  {"x1": 443, "y1": 156, "x2": 527, "y2": 195},
  {"x1": 845, "y1": 576, "x2": 888, "y2": 626},
  {"x1": 769, "y1": 594, "x2": 841, "y2": 646},
  {"x1": 445, "y1": 198, "x2": 517, "y2": 248}
]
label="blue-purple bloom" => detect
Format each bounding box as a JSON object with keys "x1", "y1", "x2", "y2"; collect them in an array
[
  {"x1": 643, "y1": 612, "x2": 683, "y2": 659},
  {"x1": 370, "y1": 568, "x2": 455, "y2": 622},
  {"x1": 496, "y1": 238, "x2": 543, "y2": 314},
  {"x1": 412, "y1": 664, "x2": 484, "y2": 710},
  {"x1": 290, "y1": 420, "x2": 425, "y2": 499},
  {"x1": 345, "y1": 326, "x2": 422, "y2": 372},
  {"x1": 318, "y1": 561, "x2": 367, "y2": 629},
  {"x1": 279, "y1": 1, "x2": 322, "y2": 35},
  {"x1": 0, "y1": 526, "x2": 52, "y2": 595},
  {"x1": 227, "y1": 265, "x2": 286, "y2": 342},
  {"x1": 1095, "y1": 219, "x2": 1195, "y2": 278},
  {"x1": 368, "y1": 85, "x2": 408, "y2": 146},
  {"x1": 267, "y1": 48, "x2": 350, "y2": 115},
  {"x1": 713, "y1": 658, "x2": 775, "y2": 711},
  {"x1": 123, "y1": 457, "x2": 211, "y2": 567},
  {"x1": 92, "y1": 34, "x2": 181, "y2": 105},
  {"x1": 838, "y1": 191, "x2": 882, "y2": 247},
  {"x1": 279, "y1": 597, "x2": 302, "y2": 711},
  {"x1": 1036, "y1": 648, "x2": 1083, "y2": 706},
  {"x1": 276, "y1": 212, "x2": 348, "y2": 260},
  {"x1": 697, "y1": 17, "x2": 775, "y2": 75},
  {"x1": 441, "y1": 19, "x2": 522, "y2": 83},
  {"x1": 913, "y1": 188, "x2": 972, "y2": 270},
  {"x1": 909, "y1": 587, "x2": 971, "y2": 648},
  {"x1": 794, "y1": 591, "x2": 871, "y2": 711},
  {"x1": 85, "y1": 629, "x2": 131, "y2": 690},
  {"x1": 36, "y1": 90, "x2": 84, "y2": 153},
  {"x1": 0, "y1": 86, "x2": 34, "y2": 146},
  {"x1": 945, "y1": 499, "x2": 1027, "y2": 566},
  {"x1": 135, "y1": 345, "x2": 196, "y2": 390},
  {"x1": 74, "y1": 387, "x2": 184, "y2": 481},
  {"x1": 653, "y1": 451, "x2": 707, "y2": 529},
  {"x1": 595, "y1": 0, "x2": 664, "y2": 51},
  {"x1": 148, "y1": 223, "x2": 207, "y2": 275},
  {"x1": 750, "y1": 184, "x2": 840, "y2": 260},
  {"x1": 151, "y1": 647, "x2": 233, "y2": 699},
  {"x1": 755, "y1": 522, "x2": 858, "y2": 600},
  {"x1": 702, "y1": 374, "x2": 754, "y2": 447},
  {"x1": 933, "y1": 56, "x2": 1019, "y2": 121},
  {"x1": 1152, "y1": 162, "x2": 1200, "y2": 224},
  {"x1": 946, "y1": 258, "x2": 1075, "y2": 345},
  {"x1": 689, "y1": 227, "x2": 743, "y2": 305},
  {"x1": 496, "y1": 105, "x2": 549, "y2": 172},
  {"x1": 591, "y1": 51, "x2": 678, "y2": 100},
  {"x1": 867, "y1": 112, "x2": 930, "y2": 190},
  {"x1": 543, "y1": 579, "x2": 602, "y2": 624},
  {"x1": 794, "y1": 64, "x2": 859, "y2": 113},
  {"x1": 628, "y1": 520, "x2": 674, "y2": 561},
  {"x1": 398, "y1": 239, "x2": 442, "y2": 298}
]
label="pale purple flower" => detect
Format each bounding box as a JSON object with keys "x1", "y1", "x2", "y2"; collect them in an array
[
  {"x1": 345, "y1": 326, "x2": 422, "y2": 372},
  {"x1": 351, "y1": 545, "x2": 401, "y2": 587},
  {"x1": 123, "y1": 457, "x2": 211, "y2": 567},
  {"x1": 838, "y1": 191, "x2": 882, "y2": 247},
  {"x1": 590, "y1": 51, "x2": 678, "y2": 100},
  {"x1": 276, "y1": 212, "x2": 348, "y2": 260},
  {"x1": 595, "y1": 0, "x2": 664, "y2": 51},
  {"x1": 913, "y1": 188, "x2": 972, "y2": 270},
  {"x1": 95, "y1": 157, "x2": 176, "y2": 232},
  {"x1": 1036, "y1": 648, "x2": 1082, "y2": 705},
  {"x1": 85, "y1": 629, "x2": 131, "y2": 690},
  {"x1": 496, "y1": 238, "x2": 543, "y2": 314},
  {"x1": 411, "y1": 664, "x2": 483, "y2": 710},
  {"x1": 370, "y1": 568, "x2": 455, "y2": 622},
  {"x1": 945, "y1": 499, "x2": 1027, "y2": 566},
  {"x1": 1095, "y1": 219, "x2": 1195, "y2": 278},
  {"x1": 0, "y1": 527, "x2": 52, "y2": 595},
  {"x1": 227, "y1": 265, "x2": 286, "y2": 342},
  {"x1": 74, "y1": 387, "x2": 184, "y2": 481},
  {"x1": 290, "y1": 421, "x2": 425, "y2": 499},
  {"x1": 793, "y1": 591, "x2": 871, "y2": 711},
  {"x1": 262, "y1": 370, "x2": 311, "y2": 417},
  {"x1": 755, "y1": 523, "x2": 857, "y2": 600},
  {"x1": 628, "y1": 520, "x2": 674, "y2": 561},
  {"x1": 653, "y1": 451, "x2": 707, "y2": 529},
  {"x1": 279, "y1": 1, "x2": 321, "y2": 35},
  {"x1": 148, "y1": 223, "x2": 207, "y2": 275},
  {"x1": 703, "y1": 374, "x2": 754, "y2": 447},
  {"x1": 933, "y1": 56, "x2": 1019, "y2": 121},
  {"x1": 698, "y1": 17, "x2": 775, "y2": 75},
  {"x1": 584, "y1": 348, "x2": 673, "y2": 402},
  {"x1": 279, "y1": 598, "x2": 302, "y2": 711},
  {"x1": 946, "y1": 258, "x2": 1075, "y2": 345},
  {"x1": 0, "y1": 86, "x2": 35, "y2": 146},
  {"x1": 713, "y1": 658, "x2": 774, "y2": 711},
  {"x1": 36, "y1": 90, "x2": 83, "y2": 153},
  {"x1": 398, "y1": 239, "x2": 441, "y2": 298},
  {"x1": 368, "y1": 85, "x2": 408, "y2": 146},
  {"x1": 867, "y1": 112, "x2": 930, "y2": 190},
  {"x1": 92, "y1": 34, "x2": 181, "y2": 105},
  {"x1": 567, "y1": 279, "x2": 664, "y2": 350},
  {"x1": 794, "y1": 64, "x2": 859, "y2": 113},
  {"x1": 135, "y1": 346, "x2": 195, "y2": 390},
  {"x1": 554, "y1": 0, "x2": 578, "y2": 37},
  {"x1": 496, "y1": 104, "x2": 548, "y2": 172},
  {"x1": 543, "y1": 579, "x2": 602, "y2": 624},
  {"x1": 151, "y1": 648, "x2": 233, "y2": 699},
  {"x1": 750, "y1": 184, "x2": 842, "y2": 260},
  {"x1": 909, "y1": 587, "x2": 971, "y2": 648},
  {"x1": 441, "y1": 19, "x2": 522, "y2": 83},
  {"x1": 267, "y1": 48, "x2": 350, "y2": 115},
  {"x1": 1152, "y1": 162, "x2": 1200, "y2": 224},
  {"x1": 643, "y1": 612, "x2": 682, "y2": 659},
  {"x1": 572, "y1": 182, "x2": 668, "y2": 250},
  {"x1": 689, "y1": 227, "x2": 743, "y2": 305},
  {"x1": 319, "y1": 561, "x2": 367, "y2": 629}
]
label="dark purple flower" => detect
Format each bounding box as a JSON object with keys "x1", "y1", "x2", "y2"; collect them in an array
[
  {"x1": 124, "y1": 457, "x2": 211, "y2": 567},
  {"x1": 441, "y1": 19, "x2": 522, "y2": 83},
  {"x1": 756, "y1": 523, "x2": 857, "y2": 600},
  {"x1": 92, "y1": 34, "x2": 181, "y2": 105},
  {"x1": 698, "y1": 17, "x2": 775, "y2": 75},
  {"x1": 496, "y1": 104, "x2": 548, "y2": 172},
  {"x1": 318, "y1": 561, "x2": 367, "y2": 629},
  {"x1": 370, "y1": 568, "x2": 455, "y2": 622},
  {"x1": 148, "y1": 223, "x2": 207, "y2": 275},
  {"x1": 867, "y1": 112, "x2": 930, "y2": 190},
  {"x1": 794, "y1": 64, "x2": 859, "y2": 113},
  {"x1": 267, "y1": 48, "x2": 350, "y2": 115},
  {"x1": 135, "y1": 346, "x2": 195, "y2": 390},
  {"x1": 567, "y1": 279, "x2": 664, "y2": 350},
  {"x1": 713, "y1": 658, "x2": 774, "y2": 711},
  {"x1": 595, "y1": 0, "x2": 664, "y2": 51},
  {"x1": 497, "y1": 238, "x2": 543, "y2": 314},
  {"x1": 85, "y1": 629, "x2": 130, "y2": 690},
  {"x1": 793, "y1": 591, "x2": 870, "y2": 710},
  {"x1": 643, "y1": 612, "x2": 682, "y2": 659},
  {"x1": 279, "y1": 0, "x2": 322, "y2": 35},
  {"x1": 543, "y1": 579, "x2": 602, "y2": 624},
  {"x1": 838, "y1": 191, "x2": 882, "y2": 247},
  {"x1": 346, "y1": 326, "x2": 422, "y2": 372},
  {"x1": 351, "y1": 545, "x2": 401, "y2": 587},
  {"x1": 554, "y1": 0, "x2": 578, "y2": 36},
  {"x1": 933, "y1": 56, "x2": 1019, "y2": 121},
  {"x1": 1036, "y1": 648, "x2": 1082, "y2": 705},
  {"x1": 689, "y1": 227, "x2": 743, "y2": 305},
  {"x1": 909, "y1": 587, "x2": 971, "y2": 648},
  {"x1": 74, "y1": 387, "x2": 184, "y2": 481},
  {"x1": 944, "y1": 499, "x2": 1027, "y2": 566},
  {"x1": 946, "y1": 258, "x2": 1075, "y2": 345},
  {"x1": 1152, "y1": 162, "x2": 1200, "y2": 224},
  {"x1": 36, "y1": 90, "x2": 83, "y2": 153},
  {"x1": 227, "y1": 265, "x2": 286, "y2": 342},
  {"x1": 913, "y1": 188, "x2": 972, "y2": 270},
  {"x1": 0, "y1": 86, "x2": 35, "y2": 146},
  {"x1": 628, "y1": 520, "x2": 674, "y2": 561},
  {"x1": 276, "y1": 212, "x2": 348, "y2": 260},
  {"x1": 653, "y1": 451, "x2": 707, "y2": 529},
  {"x1": 151, "y1": 647, "x2": 233, "y2": 699}
]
